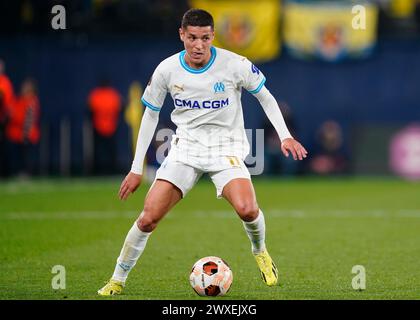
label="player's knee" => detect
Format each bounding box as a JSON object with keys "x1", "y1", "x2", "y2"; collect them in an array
[
  {"x1": 137, "y1": 206, "x2": 159, "y2": 232},
  {"x1": 235, "y1": 203, "x2": 259, "y2": 222},
  {"x1": 137, "y1": 215, "x2": 157, "y2": 232}
]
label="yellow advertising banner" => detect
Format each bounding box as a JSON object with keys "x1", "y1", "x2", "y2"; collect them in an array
[
  {"x1": 283, "y1": 2, "x2": 379, "y2": 61},
  {"x1": 189, "y1": 0, "x2": 281, "y2": 62}
]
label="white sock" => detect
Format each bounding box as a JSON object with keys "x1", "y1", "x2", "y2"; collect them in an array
[
  {"x1": 111, "y1": 219, "x2": 151, "y2": 283},
  {"x1": 242, "y1": 209, "x2": 266, "y2": 254}
]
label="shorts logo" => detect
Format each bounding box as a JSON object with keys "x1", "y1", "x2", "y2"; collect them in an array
[
  {"x1": 227, "y1": 156, "x2": 241, "y2": 168},
  {"x1": 251, "y1": 64, "x2": 260, "y2": 75},
  {"x1": 214, "y1": 82, "x2": 225, "y2": 93}
]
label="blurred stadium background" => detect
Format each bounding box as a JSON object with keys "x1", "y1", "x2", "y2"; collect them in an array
[
  {"x1": 0, "y1": 0, "x2": 419, "y2": 179},
  {"x1": 1, "y1": 0, "x2": 420, "y2": 300}
]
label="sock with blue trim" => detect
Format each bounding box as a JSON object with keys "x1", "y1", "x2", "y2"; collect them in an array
[
  {"x1": 112, "y1": 218, "x2": 151, "y2": 283},
  {"x1": 242, "y1": 209, "x2": 266, "y2": 255}
]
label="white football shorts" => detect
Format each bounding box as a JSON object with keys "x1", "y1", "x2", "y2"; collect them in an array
[{"x1": 154, "y1": 150, "x2": 251, "y2": 198}]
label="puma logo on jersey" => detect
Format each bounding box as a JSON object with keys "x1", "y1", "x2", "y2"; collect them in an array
[{"x1": 173, "y1": 84, "x2": 184, "y2": 92}]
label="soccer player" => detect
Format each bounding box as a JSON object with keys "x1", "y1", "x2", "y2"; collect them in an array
[{"x1": 98, "y1": 8, "x2": 307, "y2": 296}]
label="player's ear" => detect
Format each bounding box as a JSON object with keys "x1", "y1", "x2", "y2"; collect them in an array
[{"x1": 179, "y1": 28, "x2": 184, "y2": 41}]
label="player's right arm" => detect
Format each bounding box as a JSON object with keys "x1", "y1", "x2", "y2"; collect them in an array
[{"x1": 119, "y1": 65, "x2": 167, "y2": 200}]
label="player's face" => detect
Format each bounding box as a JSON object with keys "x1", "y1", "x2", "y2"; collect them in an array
[{"x1": 179, "y1": 26, "x2": 214, "y2": 69}]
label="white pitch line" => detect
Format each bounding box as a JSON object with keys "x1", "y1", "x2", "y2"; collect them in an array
[
  {"x1": 0, "y1": 211, "x2": 138, "y2": 220},
  {"x1": 191, "y1": 209, "x2": 420, "y2": 219},
  {"x1": 1, "y1": 209, "x2": 420, "y2": 221}
]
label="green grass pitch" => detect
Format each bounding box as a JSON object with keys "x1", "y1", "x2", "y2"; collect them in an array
[{"x1": 0, "y1": 177, "x2": 419, "y2": 300}]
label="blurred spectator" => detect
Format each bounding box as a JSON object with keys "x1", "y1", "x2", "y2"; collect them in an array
[
  {"x1": 0, "y1": 91, "x2": 6, "y2": 177},
  {"x1": 5, "y1": 78, "x2": 41, "y2": 177},
  {"x1": 0, "y1": 59, "x2": 15, "y2": 115},
  {"x1": 0, "y1": 59, "x2": 15, "y2": 177},
  {"x1": 88, "y1": 78, "x2": 122, "y2": 175},
  {"x1": 307, "y1": 120, "x2": 349, "y2": 176},
  {"x1": 263, "y1": 101, "x2": 301, "y2": 176}
]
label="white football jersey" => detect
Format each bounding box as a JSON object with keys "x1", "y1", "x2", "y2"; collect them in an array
[{"x1": 141, "y1": 46, "x2": 266, "y2": 171}]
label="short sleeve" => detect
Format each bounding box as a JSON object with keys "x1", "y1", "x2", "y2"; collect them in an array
[
  {"x1": 141, "y1": 65, "x2": 168, "y2": 112},
  {"x1": 237, "y1": 58, "x2": 266, "y2": 95}
]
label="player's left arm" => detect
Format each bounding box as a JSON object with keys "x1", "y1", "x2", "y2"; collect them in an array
[
  {"x1": 237, "y1": 57, "x2": 307, "y2": 160},
  {"x1": 253, "y1": 86, "x2": 308, "y2": 161}
]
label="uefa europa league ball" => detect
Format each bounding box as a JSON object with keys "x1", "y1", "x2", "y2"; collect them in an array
[{"x1": 189, "y1": 256, "x2": 233, "y2": 296}]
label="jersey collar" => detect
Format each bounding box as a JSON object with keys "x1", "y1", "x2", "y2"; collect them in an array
[{"x1": 179, "y1": 47, "x2": 217, "y2": 74}]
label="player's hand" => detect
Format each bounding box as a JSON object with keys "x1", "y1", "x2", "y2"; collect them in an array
[
  {"x1": 119, "y1": 172, "x2": 142, "y2": 200},
  {"x1": 281, "y1": 138, "x2": 308, "y2": 161}
]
